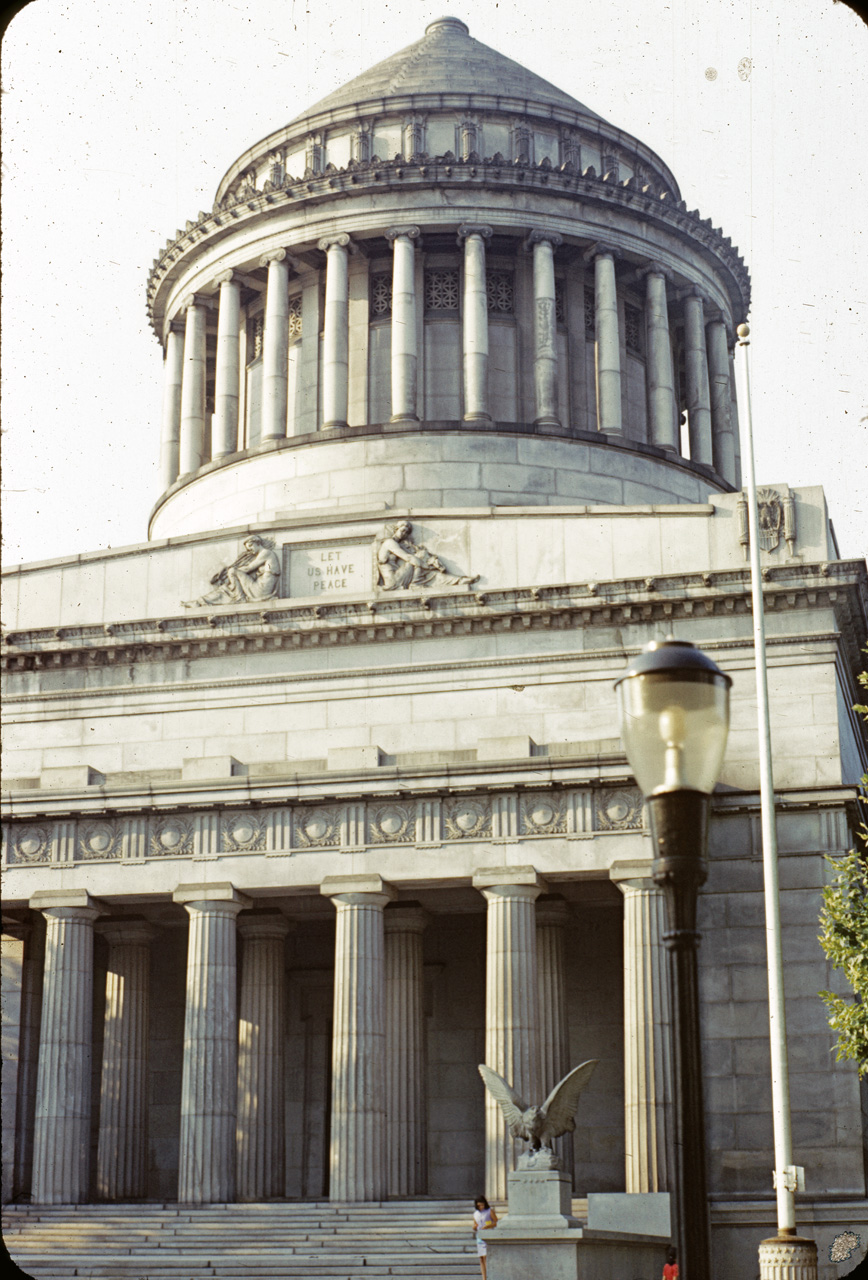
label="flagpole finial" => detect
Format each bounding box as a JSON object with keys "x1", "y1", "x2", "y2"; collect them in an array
[{"x1": 737, "y1": 322, "x2": 750, "y2": 344}]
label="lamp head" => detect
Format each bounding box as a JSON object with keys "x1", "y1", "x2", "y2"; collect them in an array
[{"x1": 614, "y1": 638, "x2": 732, "y2": 797}]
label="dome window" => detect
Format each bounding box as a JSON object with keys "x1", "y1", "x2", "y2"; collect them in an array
[
  {"x1": 425, "y1": 269, "x2": 460, "y2": 312},
  {"x1": 584, "y1": 286, "x2": 596, "y2": 339},
  {"x1": 625, "y1": 304, "x2": 644, "y2": 356},
  {"x1": 486, "y1": 271, "x2": 514, "y2": 315},
  {"x1": 370, "y1": 275, "x2": 393, "y2": 319}
]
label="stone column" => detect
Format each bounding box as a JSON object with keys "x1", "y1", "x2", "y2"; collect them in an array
[
  {"x1": 260, "y1": 250, "x2": 290, "y2": 440},
  {"x1": 386, "y1": 226, "x2": 421, "y2": 422},
  {"x1": 474, "y1": 868, "x2": 546, "y2": 1202},
  {"x1": 458, "y1": 223, "x2": 493, "y2": 421},
  {"x1": 528, "y1": 230, "x2": 562, "y2": 426},
  {"x1": 179, "y1": 294, "x2": 209, "y2": 474},
  {"x1": 591, "y1": 247, "x2": 623, "y2": 434},
  {"x1": 159, "y1": 320, "x2": 185, "y2": 489},
  {"x1": 319, "y1": 234, "x2": 351, "y2": 428},
  {"x1": 683, "y1": 290, "x2": 713, "y2": 466},
  {"x1": 212, "y1": 272, "x2": 242, "y2": 456},
  {"x1": 384, "y1": 903, "x2": 428, "y2": 1196},
  {"x1": 706, "y1": 313, "x2": 737, "y2": 484},
  {"x1": 321, "y1": 873, "x2": 397, "y2": 1201},
  {"x1": 236, "y1": 912, "x2": 290, "y2": 1202},
  {"x1": 174, "y1": 883, "x2": 251, "y2": 1204},
  {"x1": 30, "y1": 890, "x2": 105, "y2": 1204},
  {"x1": 644, "y1": 265, "x2": 678, "y2": 451},
  {"x1": 536, "y1": 896, "x2": 573, "y2": 1180},
  {"x1": 13, "y1": 916, "x2": 44, "y2": 1201},
  {"x1": 96, "y1": 921, "x2": 156, "y2": 1200},
  {"x1": 610, "y1": 863, "x2": 675, "y2": 1193}
]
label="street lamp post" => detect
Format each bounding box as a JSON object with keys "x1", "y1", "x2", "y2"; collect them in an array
[{"x1": 615, "y1": 638, "x2": 732, "y2": 1280}]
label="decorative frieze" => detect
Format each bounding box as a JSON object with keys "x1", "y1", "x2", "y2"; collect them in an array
[{"x1": 4, "y1": 787, "x2": 654, "y2": 870}]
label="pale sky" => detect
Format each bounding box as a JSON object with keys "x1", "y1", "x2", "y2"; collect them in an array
[{"x1": 2, "y1": 0, "x2": 867, "y2": 566}]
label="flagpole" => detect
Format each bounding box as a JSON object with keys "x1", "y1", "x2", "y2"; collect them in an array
[{"x1": 735, "y1": 323, "x2": 817, "y2": 1279}]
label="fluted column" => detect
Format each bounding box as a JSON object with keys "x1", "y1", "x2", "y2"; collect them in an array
[
  {"x1": 174, "y1": 883, "x2": 251, "y2": 1204},
  {"x1": 474, "y1": 868, "x2": 546, "y2": 1201},
  {"x1": 30, "y1": 891, "x2": 106, "y2": 1204},
  {"x1": 321, "y1": 874, "x2": 397, "y2": 1201},
  {"x1": 706, "y1": 313, "x2": 737, "y2": 484},
  {"x1": 236, "y1": 912, "x2": 290, "y2": 1201},
  {"x1": 386, "y1": 226, "x2": 421, "y2": 421},
  {"x1": 96, "y1": 921, "x2": 156, "y2": 1200},
  {"x1": 591, "y1": 247, "x2": 623, "y2": 433},
  {"x1": 683, "y1": 290, "x2": 713, "y2": 465},
  {"x1": 384, "y1": 903, "x2": 428, "y2": 1196},
  {"x1": 260, "y1": 251, "x2": 290, "y2": 440},
  {"x1": 644, "y1": 265, "x2": 678, "y2": 451},
  {"x1": 13, "y1": 916, "x2": 44, "y2": 1201},
  {"x1": 458, "y1": 224, "x2": 492, "y2": 421},
  {"x1": 528, "y1": 230, "x2": 562, "y2": 425},
  {"x1": 212, "y1": 272, "x2": 242, "y2": 456},
  {"x1": 319, "y1": 235, "x2": 351, "y2": 428},
  {"x1": 611, "y1": 864, "x2": 675, "y2": 1193},
  {"x1": 179, "y1": 294, "x2": 208, "y2": 474},
  {"x1": 159, "y1": 320, "x2": 185, "y2": 488},
  {"x1": 536, "y1": 896, "x2": 573, "y2": 1181}
]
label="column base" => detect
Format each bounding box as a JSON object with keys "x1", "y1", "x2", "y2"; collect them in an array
[
  {"x1": 462, "y1": 412, "x2": 492, "y2": 423},
  {"x1": 322, "y1": 420, "x2": 349, "y2": 430},
  {"x1": 259, "y1": 432, "x2": 287, "y2": 442},
  {"x1": 389, "y1": 413, "x2": 420, "y2": 424},
  {"x1": 533, "y1": 415, "x2": 562, "y2": 428},
  {"x1": 758, "y1": 1234, "x2": 818, "y2": 1280}
]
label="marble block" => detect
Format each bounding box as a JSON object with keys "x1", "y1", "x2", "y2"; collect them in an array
[
  {"x1": 586, "y1": 1191, "x2": 671, "y2": 1238},
  {"x1": 499, "y1": 1169, "x2": 579, "y2": 1230}
]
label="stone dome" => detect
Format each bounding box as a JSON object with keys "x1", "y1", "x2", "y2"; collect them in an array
[
  {"x1": 300, "y1": 17, "x2": 601, "y2": 122},
  {"x1": 147, "y1": 19, "x2": 749, "y2": 542}
]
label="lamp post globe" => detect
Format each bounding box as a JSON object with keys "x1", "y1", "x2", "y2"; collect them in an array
[{"x1": 615, "y1": 638, "x2": 732, "y2": 1280}]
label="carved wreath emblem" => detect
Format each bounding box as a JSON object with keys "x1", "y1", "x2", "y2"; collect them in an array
[
  {"x1": 595, "y1": 787, "x2": 644, "y2": 831},
  {"x1": 12, "y1": 825, "x2": 51, "y2": 864}
]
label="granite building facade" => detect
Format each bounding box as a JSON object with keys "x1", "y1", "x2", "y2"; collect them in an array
[{"x1": 2, "y1": 18, "x2": 866, "y2": 1277}]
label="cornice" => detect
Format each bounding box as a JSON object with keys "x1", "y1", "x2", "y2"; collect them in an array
[
  {"x1": 3, "y1": 561, "x2": 866, "y2": 679},
  {"x1": 145, "y1": 155, "x2": 750, "y2": 338}
]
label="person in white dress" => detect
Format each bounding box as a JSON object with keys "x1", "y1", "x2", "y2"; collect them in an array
[{"x1": 472, "y1": 1196, "x2": 498, "y2": 1279}]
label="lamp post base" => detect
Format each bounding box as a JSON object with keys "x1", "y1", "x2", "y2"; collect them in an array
[{"x1": 758, "y1": 1234, "x2": 818, "y2": 1280}]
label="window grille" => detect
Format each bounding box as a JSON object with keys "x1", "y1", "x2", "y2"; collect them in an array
[
  {"x1": 513, "y1": 126, "x2": 532, "y2": 163},
  {"x1": 584, "y1": 286, "x2": 596, "y2": 338},
  {"x1": 555, "y1": 280, "x2": 566, "y2": 325},
  {"x1": 425, "y1": 269, "x2": 460, "y2": 311},
  {"x1": 249, "y1": 315, "x2": 264, "y2": 361},
  {"x1": 625, "y1": 304, "x2": 643, "y2": 354},
  {"x1": 369, "y1": 275, "x2": 393, "y2": 318},
  {"x1": 486, "y1": 271, "x2": 514, "y2": 314},
  {"x1": 288, "y1": 295, "x2": 303, "y2": 339}
]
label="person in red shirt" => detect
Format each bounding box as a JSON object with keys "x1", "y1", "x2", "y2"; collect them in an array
[{"x1": 663, "y1": 1245, "x2": 679, "y2": 1279}]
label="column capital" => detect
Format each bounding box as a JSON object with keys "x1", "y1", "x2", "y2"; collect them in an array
[
  {"x1": 385, "y1": 224, "x2": 422, "y2": 243},
  {"x1": 473, "y1": 866, "x2": 548, "y2": 899},
  {"x1": 457, "y1": 223, "x2": 493, "y2": 243},
  {"x1": 95, "y1": 918, "x2": 158, "y2": 946},
  {"x1": 237, "y1": 910, "x2": 293, "y2": 940},
  {"x1": 610, "y1": 859, "x2": 657, "y2": 892},
  {"x1": 384, "y1": 902, "x2": 428, "y2": 934},
  {"x1": 181, "y1": 292, "x2": 215, "y2": 311},
  {"x1": 583, "y1": 241, "x2": 620, "y2": 262},
  {"x1": 167, "y1": 316, "x2": 186, "y2": 336},
  {"x1": 535, "y1": 895, "x2": 571, "y2": 928},
  {"x1": 642, "y1": 260, "x2": 674, "y2": 282},
  {"x1": 318, "y1": 232, "x2": 352, "y2": 253},
  {"x1": 680, "y1": 283, "x2": 711, "y2": 306},
  {"x1": 259, "y1": 248, "x2": 288, "y2": 268},
  {"x1": 213, "y1": 269, "x2": 238, "y2": 287},
  {"x1": 524, "y1": 228, "x2": 563, "y2": 251},
  {"x1": 29, "y1": 889, "x2": 107, "y2": 918},
  {"x1": 321, "y1": 873, "x2": 398, "y2": 907},
  {"x1": 173, "y1": 882, "x2": 252, "y2": 911}
]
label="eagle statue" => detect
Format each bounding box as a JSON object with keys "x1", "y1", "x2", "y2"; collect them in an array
[{"x1": 478, "y1": 1060, "x2": 598, "y2": 1168}]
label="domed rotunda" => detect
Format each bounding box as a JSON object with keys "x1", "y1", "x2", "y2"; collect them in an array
[{"x1": 148, "y1": 15, "x2": 748, "y2": 539}]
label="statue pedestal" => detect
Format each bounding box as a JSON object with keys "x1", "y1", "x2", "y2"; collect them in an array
[{"x1": 486, "y1": 1173, "x2": 669, "y2": 1280}]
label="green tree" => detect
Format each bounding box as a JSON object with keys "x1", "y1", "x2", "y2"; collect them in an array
[{"x1": 818, "y1": 665, "x2": 868, "y2": 1076}]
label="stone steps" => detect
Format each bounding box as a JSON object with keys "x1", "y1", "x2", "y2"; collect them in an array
[{"x1": 3, "y1": 1202, "x2": 483, "y2": 1279}]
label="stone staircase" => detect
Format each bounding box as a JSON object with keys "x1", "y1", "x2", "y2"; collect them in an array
[{"x1": 2, "y1": 1201, "x2": 483, "y2": 1279}]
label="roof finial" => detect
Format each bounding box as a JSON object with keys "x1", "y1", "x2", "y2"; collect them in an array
[{"x1": 425, "y1": 16, "x2": 470, "y2": 36}]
